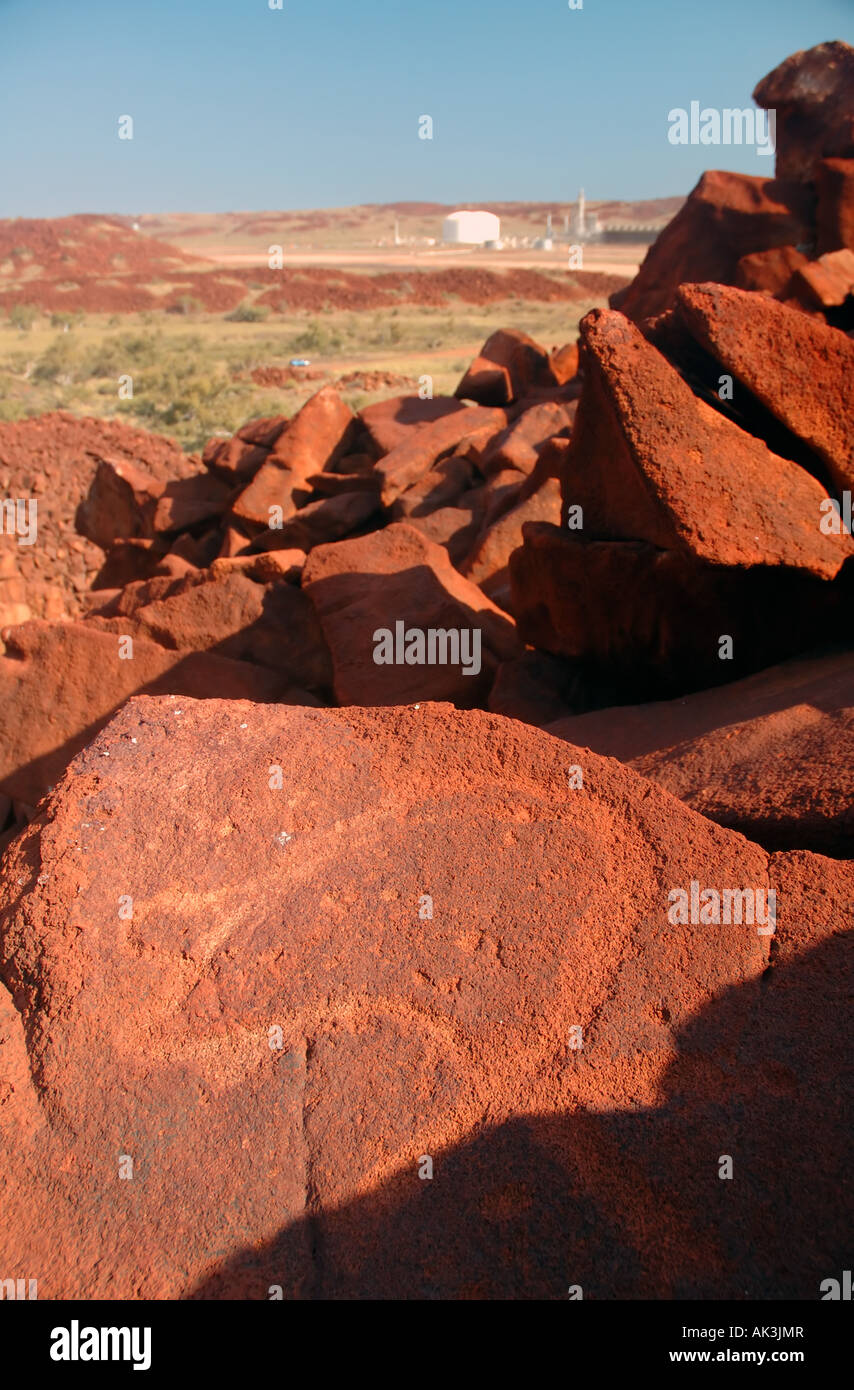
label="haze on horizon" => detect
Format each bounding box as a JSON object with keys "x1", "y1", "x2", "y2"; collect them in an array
[{"x1": 0, "y1": 0, "x2": 850, "y2": 220}]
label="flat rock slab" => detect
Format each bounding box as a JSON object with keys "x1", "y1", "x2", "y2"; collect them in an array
[
  {"x1": 548, "y1": 650, "x2": 854, "y2": 856},
  {"x1": 0, "y1": 696, "x2": 847, "y2": 1298}
]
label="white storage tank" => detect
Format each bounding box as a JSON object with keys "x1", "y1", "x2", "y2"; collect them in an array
[{"x1": 442, "y1": 210, "x2": 501, "y2": 245}]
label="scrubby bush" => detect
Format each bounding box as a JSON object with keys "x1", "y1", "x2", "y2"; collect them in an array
[
  {"x1": 225, "y1": 301, "x2": 270, "y2": 323},
  {"x1": 8, "y1": 304, "x2": 39, "y2": 331}
]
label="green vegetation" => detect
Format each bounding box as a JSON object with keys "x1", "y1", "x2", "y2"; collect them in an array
[
  {"x1": 7, "y1": 303, "x2": 39, "y2": 331},
  {"x1": 224, "y1": 301, "x2": 270, "y2": 323},
  {"x1": 0, "y1": 299, "x2": 590, "y2": 451}
]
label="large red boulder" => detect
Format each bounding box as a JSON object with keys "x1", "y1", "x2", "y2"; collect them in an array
[
  {"x1": 454, "y1": 329, "x2": 559, "y2": 406},
  {"x1": 302, "y1": 521, "x2": 520, "y2": 706},
  {"x1": 0, "y1": 697, "x2": 848, "y2": 1298},
  {"x1": 672, "y1": 282, "x2": 854, "y2": 494},
  {"x1": 609, "y1": 171, "x2": 813, "y2": 324},
  {"x1": 753, "y1": 40, "x2": 854, "y2": 183},
  {"x1": 358, "y1": 395, "x2": 467, "y2": 456},
  {"x1": 0, "y1": 621, "x2": 300, "y2": 805},
  {"x1": 560, "y1": 310, "x2": 852, "y2": 579}
]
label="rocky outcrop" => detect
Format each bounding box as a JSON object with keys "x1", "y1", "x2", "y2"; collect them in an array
[{"x1": 0, "y1": 696, "x2": 848, "y2": 1298}]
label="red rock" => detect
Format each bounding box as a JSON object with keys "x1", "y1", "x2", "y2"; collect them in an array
[
  {"x1": 673, "y1": 282, "x2": 854, "y2": 494},
  {"x1": 548, "y1": 651, "x2": 854, "y2": 857},
  {"x1": 390, "y1": 456, "x2": 475, "y2": 519},
  {"x1": 152, "y1": 473, "x2": 233, "y2": 533},
  {"x1": 376, "y1": 406, "x2": 507, "y2": 506},
  {"x1": 487, "y1": 650, "x2": 580, "y2": 726},
  {"x1": 91, "y1": 538, "x2": 166, "y2": 589},
  {"x1": 76, "y1": 455, "x2": 164, "y2": 550},
  {"x1": 0, "y1": 622, "x2": 298, "y2": 805},
  {"x1": 734, "y1": 244, "x2": 810, "y2": 300},
  {"x1": 450, "y1": 419, "x2": 508, "y2": 470},
  {"x1": 302, "y1": 470, "x2": 381, "y2": 498},
  {"x1": 217, "y1": 525, "x2": 251, "y2": 558},
  {"x1": 549, "y1": 341, "x2": 580, "y2": 384},
  {"x1": 153, "y1": 552, "x2": 199, "y2": 580},
  {"x1": 249, "y1": 490, "x2": 381, "y2": 553},
  {"x1": 561, "y1": 309, "x2": 852, "y2": 579},
  {"x1": 509, "y1": 523, "x2": 848, "y2": 696},
  {"x1": 816, "y1": 158, "x2": 854, "y2": 253},
  {"x1": 232, "y1": 387, "x2": 357, "y2": 528},
  {"x1": 327, "y1": 451, "x2": 377, "y2": 476},
  {"x1": 302, "y1": 521, "x2": 520, "y2": 705},
  {"x1": 165, "y1": 528, "x2": 221, "y2": 569},
  {"x1": 235, "y1": 414, "x2": 289, "y2": 449},
  {"x1": 0, "y1": 556, "x2": 31, "y2": 628},
  {"x1": 610, "y1": 171, "x2": 813, "y2": 323},
  {"x1": 516, "y1": 434, "x2": 573, "y2": 501},
  {"x1": 452, "y1": 354, "x2": 511, "y2": 407},
  {"x1": 793, "y1": 247, "x2": 854, "y2": 307},
  {"x1": 753, "y1": 40, "x2": 854, "y2": 183},
  {"x1": 268, "y1": 386, "x2": 356, "y2": 471},
  {"x1": 95, "y1": 570, "x2": 332, "y2": 693},
  {"x1": 404, "y1": 499, "x2": 485, "y2": 568},
  {"x1": 461, "y1": 477, "x2": 562, "y2": 610},
  {"x1": 231, "y1": 462, "x2": 304, "y2": 531},
  {"x1": 203, "y1": 435, "x2": 269, "y2": 484},
  {"x1": 455, "y1": 329, "x2": 558, "y2": 406},
  {"x1": 111, "y1": 571, "x2": 197, "y2": 617},
  {"x1": 0, "y1": 695, "x2": 847, "y2": 1298},
  {"x1": 358, "y1": 396, "x2": 467, "y2": 456},
  {"x1": 209, "y1": 551, "x2": 306, "y2": 584},
  {"x1": 478, "y1": 400, "x2": 575, "y2": 478}
]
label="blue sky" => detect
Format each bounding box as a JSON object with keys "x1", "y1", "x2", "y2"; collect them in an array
[{"x1": 0, "y1": 0, "x2": 850, "y2": 217}]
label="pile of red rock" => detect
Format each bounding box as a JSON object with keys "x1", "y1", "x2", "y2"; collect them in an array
[{"x1": 0, "y1": 41, "x2": 851, "y2": 1300}]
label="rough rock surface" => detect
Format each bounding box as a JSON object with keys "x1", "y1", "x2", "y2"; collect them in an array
[
  {"x1": 672, "y1": 282, "x2": 854, "y2": 493},
  {"x1": 0, "y1": 622, "x2": 299, "y2": 805},
  {"x1": 547, "y1": 651, "x2": 854, "y2": 856},
  {"x1": 302, "y1": 522, "x2": 520, "y2": 706},
  {"x1": 609, "y1": 171, "x2": 813, "y2": 324},
  {"x1": 509, "y1": 523, "x2": 848, "y2": 696},
  {"x1": 560, "y1": 310, "x2": 852, "y2": 578},
  {"x1": 753, "y1": 40, "x2": 854, "y2": 183},
  {"x1": 0, "y1": 696, "x2": 849, "y2": 1299},
  {"x1": 0, "y1": 412, "x2": 196, "y2": 625}
]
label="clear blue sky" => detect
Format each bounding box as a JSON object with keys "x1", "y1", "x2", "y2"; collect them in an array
[{"x1": 0, "y1": 0, "x2": 850, "y2": 217}]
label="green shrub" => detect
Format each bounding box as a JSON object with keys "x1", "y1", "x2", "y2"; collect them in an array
[
  {"x1": 8, "y1": 304, "x2": 39, "y2": 331},
  {"x1": 224, "y1": 301, "x2": 270, "y2": 323}
]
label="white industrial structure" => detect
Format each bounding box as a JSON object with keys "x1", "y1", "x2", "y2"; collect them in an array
[{"x1": 442, "y1": 210, "x2": 501, "y2": 245}]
